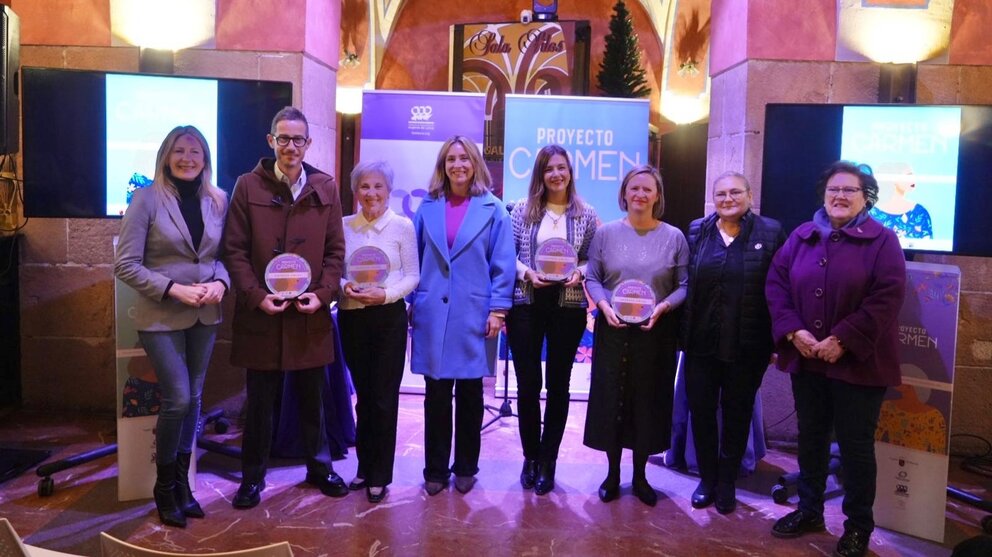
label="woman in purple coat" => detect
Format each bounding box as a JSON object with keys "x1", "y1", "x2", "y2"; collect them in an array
[{"x1": 765, "y1": 161, "x2": 906, "y2": 557}]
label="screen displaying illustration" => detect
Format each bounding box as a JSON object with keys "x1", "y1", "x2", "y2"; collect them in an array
[
  {"x1": 106, "y1": 75, "x2": 219, "y2": 216},
  {"x1": 761, "y1": 103, "x2": 992, "y2": 257},
  {"x1": 22, "y1": 68, "x2": 291, "y2": 219},
  {"x1": 840, "y1": 106, "x2": 960, "y2": 252}
]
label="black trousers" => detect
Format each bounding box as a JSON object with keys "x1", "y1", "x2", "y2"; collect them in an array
[
  {"x1": 242, "y1": 367, "x2": 332, "y2": 483},
  {"x1": 506, "y1": 287, "x2": 586, "y2": 462},
  {"x1": 423, "y1": 377, "x2": 483, "y2": 482},
  {"x1": 338, "y1": 301, "x2": 407, "y2": 487},
  {"x1": 791, "y1": 371, "x2": 886, "y2": 534},
  {"x1": 684, "y1": 352, "x2": 767, "y2": 486}
]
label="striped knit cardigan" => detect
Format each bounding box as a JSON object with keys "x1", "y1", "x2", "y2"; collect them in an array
[{"x1": 509, "y1": 199, "x2": 599, "y2": 307}]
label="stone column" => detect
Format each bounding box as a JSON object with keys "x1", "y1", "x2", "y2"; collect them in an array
[{"x1": 707, "y1": 0, "x2": 992, "y2": 443}]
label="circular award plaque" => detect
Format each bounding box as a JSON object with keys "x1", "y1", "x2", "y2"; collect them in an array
[
  {"x1": 534, "y1": 238, "x2": 578, "y2": 282},
  {"x1": 611, "y1": 279, "x2": 657, "y2": 325},
  {"x1": 264, "y1": 253, "x2": 311, "y2": 300},
  {"x1": 347, "y1": 246, "x2": 390, "y2": 289}
]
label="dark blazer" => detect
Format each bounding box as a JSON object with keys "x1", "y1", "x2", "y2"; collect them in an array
[
  {"x1": 223, "y1": 159, "x2": 345, "y2": 372},
  {"x1": 682, "y1": 210, "x2": 785, "y2": 358},
  {"x1": 115, "y1": 185, "x2": 229, "y2": 332}
]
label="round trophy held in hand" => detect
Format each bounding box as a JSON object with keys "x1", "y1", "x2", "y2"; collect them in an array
[
  {"x1": 264, "y1": 253, "x2": 312, "y2": 305},
  {"x1": 533, "y1": 238, "x2": 578, "y2": 282},
  {"x1": 346, "y1": 246, "x2": 390, "y2": 290},
  {"x1": 611, "y1": 279, "x2": 656, "y2": 325}
]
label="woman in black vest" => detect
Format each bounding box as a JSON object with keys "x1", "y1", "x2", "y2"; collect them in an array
[{"x1": 682, "y1": 171, "x2": 784, "y2": 513}]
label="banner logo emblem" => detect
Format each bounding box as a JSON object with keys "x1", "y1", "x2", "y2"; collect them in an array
[{"x1": 410, "y1": 105, "x2": 433, "y2": 121}]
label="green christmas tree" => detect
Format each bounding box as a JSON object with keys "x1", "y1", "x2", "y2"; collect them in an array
[{"x1": 597, "y1": 0, "x2": 651, "y2": 98}]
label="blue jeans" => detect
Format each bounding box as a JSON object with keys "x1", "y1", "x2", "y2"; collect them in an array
[
  {"x1": 791, "y1": 371, "x2": 885, "y2": 534},
  {"x1": 139, "y1": 322, "x2": 218, "y2": 465}
]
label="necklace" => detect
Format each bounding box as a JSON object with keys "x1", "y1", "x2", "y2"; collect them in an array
[{"x1": 547, "y1": 204, "x2": 566, "y2": 230}]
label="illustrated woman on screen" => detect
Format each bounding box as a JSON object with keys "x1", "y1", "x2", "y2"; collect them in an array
[{"x1": 869, "y1": 162, "x2": 933, "y2": 239}]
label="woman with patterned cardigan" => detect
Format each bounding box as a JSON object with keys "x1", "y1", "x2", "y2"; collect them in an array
[{"x1": 507, "y1": 145, "x2": 598, "y2": 496}]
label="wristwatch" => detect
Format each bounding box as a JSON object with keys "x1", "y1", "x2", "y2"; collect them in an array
[{"x1": 786, "y1": 331, "x2": 796, "y2": 343}]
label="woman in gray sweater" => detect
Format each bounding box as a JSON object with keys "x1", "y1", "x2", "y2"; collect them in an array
[{"x1": 583, "y1": 165, "x2": 688, "y2": 507}]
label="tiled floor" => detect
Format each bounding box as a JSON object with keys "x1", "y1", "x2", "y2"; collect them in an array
[{"x1": 0, "y1": 395, "x2": 988, "y2": 556}]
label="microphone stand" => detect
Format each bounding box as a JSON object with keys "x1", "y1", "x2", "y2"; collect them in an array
[{"x1": 482, "y1": 330, "x2": 516, "y2": 431}]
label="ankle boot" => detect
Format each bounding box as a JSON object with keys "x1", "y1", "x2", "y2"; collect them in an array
[
  {"x1": 174, "y1": 452, "x2": 205, "y2": 518},
  {"x1": 534, "y1": 460, "x2": 556, "y2": 496},
  {"x1": 154, "y1": 462, "x2": 187, "y2": 528}
]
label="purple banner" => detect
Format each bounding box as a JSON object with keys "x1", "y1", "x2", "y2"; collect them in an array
[
  {"x1": 362, "y1": 91, "x2": 486, "y2": 143},
  {"x1": 875, "y1": 262, "x2": 958, "y2": 455},
  {"x1": 873, "y1": 261, "x2": 958, "y2": 542}
]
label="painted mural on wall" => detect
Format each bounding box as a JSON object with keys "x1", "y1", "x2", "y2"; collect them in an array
[
  {"x1": 450, "y1": 21, "x2": 591, "y2": 187},
  {"x1": 661, "y1": 0, "x2": 711, "y2": 125}
]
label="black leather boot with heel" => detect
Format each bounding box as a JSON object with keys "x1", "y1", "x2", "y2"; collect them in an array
[
  {"x1": 174, "y1": 452, "x2": 205, "y2": 518},
  {"x1": 154, "y1": 462, "x2": 187, "y2": 528}
]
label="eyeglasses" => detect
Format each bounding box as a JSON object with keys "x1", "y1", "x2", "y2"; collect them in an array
[
  {"x1": 825, "y1": 186, "x2": 863, "y2": 197},
  {"x1": 273, "y1": 135, "x2": 308, "y2": 147},
  {"x1": 714, "y1": 189, "x2": 747, "y2": 201}
]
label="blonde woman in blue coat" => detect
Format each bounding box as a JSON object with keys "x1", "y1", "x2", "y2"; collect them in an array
[{"x1": 411, "y1": 136, "x2": 516, "y2": 496}]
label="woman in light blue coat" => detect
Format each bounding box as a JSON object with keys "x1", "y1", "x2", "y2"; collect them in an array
[{"x1": 410, "y1": 136, "x2": 515, "y2": 496}]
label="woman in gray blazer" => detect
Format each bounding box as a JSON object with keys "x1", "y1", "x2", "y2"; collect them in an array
[{"x1": 115, "y1": 125, "x2": 229, "y2": 528}]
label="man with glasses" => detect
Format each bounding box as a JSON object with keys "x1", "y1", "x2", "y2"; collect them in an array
[{"x1": 223, "y1": 106, "x2": 348, "y2": 508}]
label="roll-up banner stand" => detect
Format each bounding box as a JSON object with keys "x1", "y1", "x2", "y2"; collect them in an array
[
  {"x1": 499, "y1": 94, "x2": 650, "y2": 399},
  {"x1": 359, "y1": 90, "x2": 486, "y2": 393},
  {"x1": 874, "y1": 261, "x2": 959, "y2": 542}
]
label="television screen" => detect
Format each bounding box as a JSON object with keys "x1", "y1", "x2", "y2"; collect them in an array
[
  {"x1": 22, "y1": 68, "x2": 293, "y2": 218},
  {"x1": 761, "y1": 103, "x2": 992, "y2": 257}
]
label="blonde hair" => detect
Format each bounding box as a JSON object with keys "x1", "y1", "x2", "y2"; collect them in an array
[
  {"x1": 523, "y1": 144, "x2": 584, "y2": 225},
  {"x1": 152, "y1": 125, "x2": 227, "y2": 214},
  {"x1": 618, "y1": 164, "x2": 665, "y2": 220},
  {"x1": 427, "y1": 136, "x2": 491, "y2": 199}
]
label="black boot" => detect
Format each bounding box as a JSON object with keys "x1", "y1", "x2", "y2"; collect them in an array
[
  {"x1": 174, "y1": 452, "x2": 205, "y2": 518},
  {"x1": 534, "y1": 460, "x2": 556, "y2": 496},
  {"x1": 154, "y1": 462, "x2": 187, "y2": 528}
]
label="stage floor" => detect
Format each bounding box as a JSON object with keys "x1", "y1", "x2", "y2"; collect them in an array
[{"x1": 0, "y1": 395, "x2": 988, "y2": 556}]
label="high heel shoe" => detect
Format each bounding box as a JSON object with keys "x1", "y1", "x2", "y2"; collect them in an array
[
  {"x1": 174, "y1": 452, "x2": 204, "y2": 518},
  {"x1": 154, "y1": 462, "x2": 187, "y2": 527},
  {"x1": 366, "y1": 486, "x2": 388, "y2": 504}
]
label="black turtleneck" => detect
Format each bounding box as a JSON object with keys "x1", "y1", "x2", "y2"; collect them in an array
[{"x1": 172, "y1": 175, "x2": 204, "y2": 251}]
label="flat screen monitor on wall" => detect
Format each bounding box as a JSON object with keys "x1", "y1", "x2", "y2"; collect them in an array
[
  {"x1": 22, "y1": 67, "x2": 293, "y2": 218},
  {"x1": 761, "y1": 103, "x2": 992, "y2": 257}
]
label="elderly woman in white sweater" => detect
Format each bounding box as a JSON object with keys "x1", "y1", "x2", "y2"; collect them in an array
[{"x1": 338, "y1": 160, "x2": 419, "y2": 503}]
